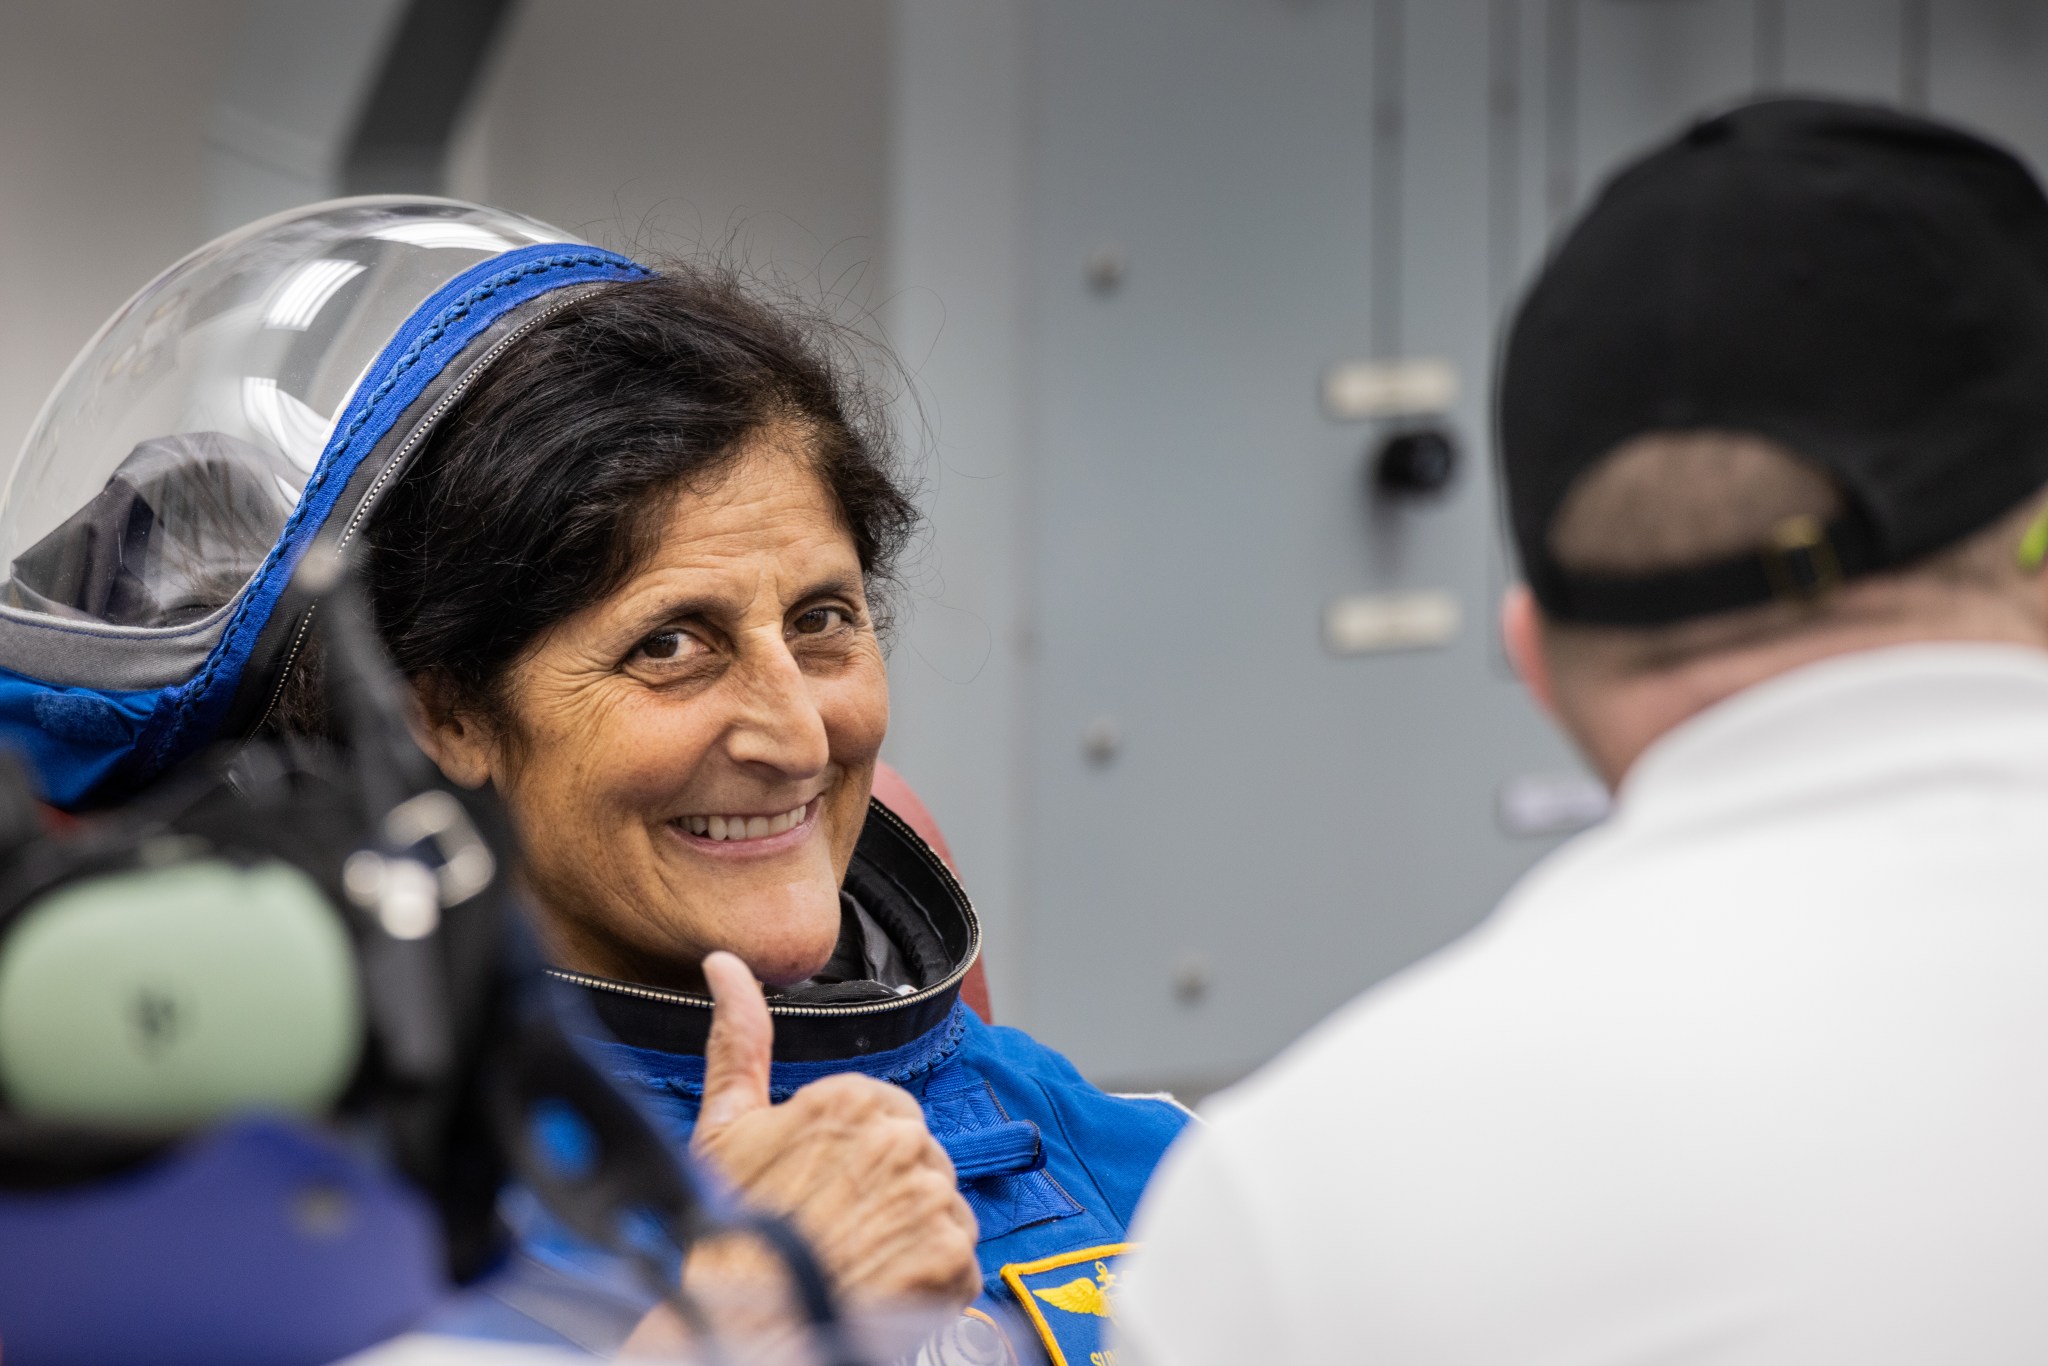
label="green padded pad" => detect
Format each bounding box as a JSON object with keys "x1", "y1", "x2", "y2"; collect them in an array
[{"x1": 0, "y1": 859, "x2": 361, "y2": 1129}]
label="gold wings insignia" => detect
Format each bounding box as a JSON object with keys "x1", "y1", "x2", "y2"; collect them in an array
[{"x1": 1033, "y1": 1276, "x2": 1111, "y2": 1318}]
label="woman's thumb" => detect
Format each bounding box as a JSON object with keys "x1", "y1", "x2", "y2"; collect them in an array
[{"x1": 696, "y1": 950, "x2": 774, "y2": 1135}]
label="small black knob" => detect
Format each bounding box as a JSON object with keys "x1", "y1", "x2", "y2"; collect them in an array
[{"x1": 1372, "y1": 427, "x2": 1458, "y2": 496}]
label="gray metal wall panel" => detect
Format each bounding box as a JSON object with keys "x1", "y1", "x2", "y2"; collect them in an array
[
  {"x1": 1012, "y1": 0, "x2": 2048, "y2": 1090},
  {"x1": 1020, "y1": 0, "x2": 1582, "y2": 1088},
  {"x1": 1927, "y1": 3, "x2": 2048, "y2": 170}
]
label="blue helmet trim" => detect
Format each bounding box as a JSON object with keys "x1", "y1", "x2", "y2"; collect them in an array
[{"x1": 10, "y1": 243, "x2": 649, "y2": 807}]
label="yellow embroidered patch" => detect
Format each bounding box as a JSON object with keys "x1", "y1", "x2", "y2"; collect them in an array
[{"x1": 999, "y1": 1242, "x2": 1134, "y2": 1366}]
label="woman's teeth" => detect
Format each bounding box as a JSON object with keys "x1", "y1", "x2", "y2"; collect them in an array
[{"x1": 680, "y1": 805, "x2": 808, "y2": 841}]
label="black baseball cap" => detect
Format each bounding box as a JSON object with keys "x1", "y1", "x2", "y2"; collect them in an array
[{"x1": 1500, "y1": 97, "x2": 2048, "y2": 625}]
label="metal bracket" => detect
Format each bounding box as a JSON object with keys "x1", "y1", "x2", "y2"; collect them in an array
[{"x1": 1759, "y1": 514, "x2": 1842, "y2": 602}]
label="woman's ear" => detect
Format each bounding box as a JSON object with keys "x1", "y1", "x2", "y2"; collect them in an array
[{"x1": 408, "y1": 673, "x2": 495, "y2": 790}]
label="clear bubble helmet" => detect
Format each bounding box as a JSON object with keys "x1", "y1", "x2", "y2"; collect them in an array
[{"x1": 0, "y1": 198, "x2": 647, "y2": 807}]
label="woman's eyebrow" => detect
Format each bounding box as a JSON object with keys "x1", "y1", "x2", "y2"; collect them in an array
[
  {"x1": 609, "y1": 571, "x2": 863, "y2": 635},
  {"x1": 796, "y1": 573, "x2": 865, "y2": 602},
  {"x1": 612, "y1": 590, "x2": 730, "y2": 636}
]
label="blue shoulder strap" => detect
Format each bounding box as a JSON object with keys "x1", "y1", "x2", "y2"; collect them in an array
[{"x1": 0, "y1": 1116, "x2": 445, "y2": 1363}]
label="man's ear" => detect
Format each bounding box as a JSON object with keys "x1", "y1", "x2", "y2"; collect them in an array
[
  {"x1": 1501, "y1": 584, "x2": 1561, "y2": 722},
  {"x1": 408, "y1": 672, "x2": 496, "y2": 790},
  {"x1": 2031, "y1": 518, "x2": 2048, "y2": 636}
]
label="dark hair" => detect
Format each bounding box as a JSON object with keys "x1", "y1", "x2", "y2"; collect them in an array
[{"x1": 269, "y1": 264, "x2": 917, "y2": 736}]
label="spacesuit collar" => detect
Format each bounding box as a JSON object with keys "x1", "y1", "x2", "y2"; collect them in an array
[{"x1": 550, "y1": 799, "x2": 981, "y2": 1064}]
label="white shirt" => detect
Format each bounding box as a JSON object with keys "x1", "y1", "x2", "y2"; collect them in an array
[{"x1": 1118, "y1": 645, "x2": 2048, "y2": 1366}]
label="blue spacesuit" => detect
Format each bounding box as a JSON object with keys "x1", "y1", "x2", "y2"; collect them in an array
[{"x1": 469, "y1": 802, "x2": 1191, "y2": 1364}]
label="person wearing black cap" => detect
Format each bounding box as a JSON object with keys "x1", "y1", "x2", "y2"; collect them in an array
[{"x1": 1114, "y1": 98, "x2": 2048, "y2": 1364}]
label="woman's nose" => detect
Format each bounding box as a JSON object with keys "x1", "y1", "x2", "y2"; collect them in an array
[{"x1": 723, "y1": 642, "x2": 830, "y2": 777}]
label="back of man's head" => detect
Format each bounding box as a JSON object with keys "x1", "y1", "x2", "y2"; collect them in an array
[{"x1": 1498, "y1": 98, "x2": 2048, "y2": 782}]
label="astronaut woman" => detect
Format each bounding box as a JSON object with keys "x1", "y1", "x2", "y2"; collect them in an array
[{"x1": 0, "y1": 199, "x2": 1184, "y2": 1360}]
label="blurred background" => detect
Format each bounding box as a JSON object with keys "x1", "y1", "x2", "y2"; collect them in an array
[{"x1": 5, "y1": 0, "x2": 2045, "y2": 1096}]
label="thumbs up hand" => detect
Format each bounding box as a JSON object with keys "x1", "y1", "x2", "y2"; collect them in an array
[
  {"x1": 685, "y1": 952, "x2": 982, "y2": 1308},
  {"x1": 696, "y1": 951, "x2": 776, "y2": 1132}
]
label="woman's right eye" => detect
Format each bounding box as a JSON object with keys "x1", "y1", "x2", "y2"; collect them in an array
[{"x1": 634, "y1": 631, "x2": 689, "y2": 662}]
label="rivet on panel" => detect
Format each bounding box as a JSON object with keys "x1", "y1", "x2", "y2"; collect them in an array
[
  {"x1": 1085, "y1": 246, "x2": 1127, "y2": 295},
  {"x1": 1082, "y1": 716, "x2": 1121, "y2": 765}
]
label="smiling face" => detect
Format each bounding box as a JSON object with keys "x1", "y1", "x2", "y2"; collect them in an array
[{"x1": 420, "y1": 425, "x2": 889, "y2": 990}]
